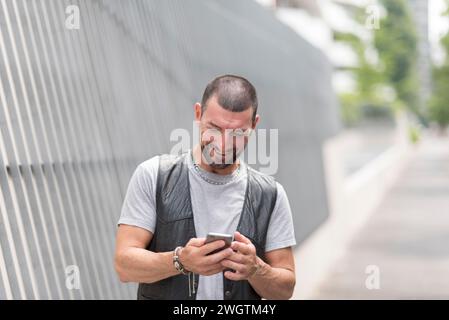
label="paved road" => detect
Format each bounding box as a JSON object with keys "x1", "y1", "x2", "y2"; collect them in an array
[{"x1": 312, "y1": 134, "x2": 449, "y2": 299}]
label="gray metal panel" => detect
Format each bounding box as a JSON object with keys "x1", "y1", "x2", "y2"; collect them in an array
[{"x1": 0, "y1": 0, "x2": 340, "y2": 299}]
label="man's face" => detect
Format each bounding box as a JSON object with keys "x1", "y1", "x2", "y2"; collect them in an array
[{"x1": 195, "y1": 95, "x2": 258, "y2": 169}]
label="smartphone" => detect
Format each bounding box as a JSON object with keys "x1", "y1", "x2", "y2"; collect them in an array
[{"x1": 205, "y1": 232, "x2": 233, "y2": 255}]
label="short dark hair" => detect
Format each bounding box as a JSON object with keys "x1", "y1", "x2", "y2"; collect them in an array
[{"x1": 201, "y1": 75, "x2": 258, "y2": 122}]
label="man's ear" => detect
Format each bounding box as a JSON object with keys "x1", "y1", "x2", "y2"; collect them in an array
[
  {"x1": 194, "y1": 103, "x2": 202, "y2": 122},
  {"x1": 193, "y1": 102, "x2": 201, "y2": 121},
  {"x1": 252, "y1": 114, "x2": 260, "y2": 129}
]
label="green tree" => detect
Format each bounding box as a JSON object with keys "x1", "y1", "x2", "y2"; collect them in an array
[
  {"x1": 429, "y1": 2, "x2": 449, "y2": 129},
  {"x1": 374, "y1": 0, "x2": 420, "y2": 117},
  {"x1": 335, "y1": 30, "x2": 384, "y2": 126},
  {"x1": 335, "y1": 0, "x2": 419, "y2": 126}
]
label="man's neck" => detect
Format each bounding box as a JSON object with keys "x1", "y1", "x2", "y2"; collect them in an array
[{"x1": 192, "y1": 145, "x2": 240, "y2": 176}]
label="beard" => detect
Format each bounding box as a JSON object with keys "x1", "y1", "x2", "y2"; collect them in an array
[{"x1": 200, "y1": 142, "x2": 243, "y2": 169}]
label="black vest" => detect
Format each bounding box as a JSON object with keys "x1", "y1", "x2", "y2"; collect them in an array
[{"x1": 137, "y1": 153, "x2": 277, "y2": 300}]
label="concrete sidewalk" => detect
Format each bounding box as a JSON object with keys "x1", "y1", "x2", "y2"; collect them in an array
[{"x1": 311, "y1": 134, "x2": 449, "y2": 299}]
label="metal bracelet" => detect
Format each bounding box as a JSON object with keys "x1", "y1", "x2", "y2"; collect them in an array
[{"x1": 173, "y1": 246, "x2": 189, "y2": 275}]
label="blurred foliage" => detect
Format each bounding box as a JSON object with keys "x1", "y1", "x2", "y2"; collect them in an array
[
  {"x1": 428, "y1": 2, "x2": 449, "y2": 129},
  {"x1": 334, "y1": 30, "x2": 385, "y2": 126},
  {"x1": 429, "y1": 66, "x2": 449, "y2": 129},
  {"x1": 374, "y1": 0, "x2": 420, "y2": 116},
  {"x1": 408, "y1": 125, "x2": 421, "y2": 144},
  {"x1": 335, "y1": 0, "x2": 420, "y2": 126},
  {"x1": 338, "y1": 92, "x2": 361, "y2": 126}
]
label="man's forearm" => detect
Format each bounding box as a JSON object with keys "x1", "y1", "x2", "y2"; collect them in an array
[
  {"x1": 248, "y1": 257, "x2": 296, "y2": 300},
  {"x1": 115, "y1": 247, "x2": 179, "y2": 283}
]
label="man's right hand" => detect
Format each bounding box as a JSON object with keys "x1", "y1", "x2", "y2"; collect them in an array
[{"x1": 178, "y1": 238, "x2": 233, "y2": 276}]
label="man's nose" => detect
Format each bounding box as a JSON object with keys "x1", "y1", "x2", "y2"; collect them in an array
[{"x1": 222, "y1": 130, "x2": 235, "y2": 150}]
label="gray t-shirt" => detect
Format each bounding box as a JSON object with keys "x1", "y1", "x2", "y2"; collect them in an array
[{"x1": 118, "y1": 150, "x2": 296, "y2": 300}]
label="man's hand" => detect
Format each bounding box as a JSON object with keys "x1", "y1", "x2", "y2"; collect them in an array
[
  {"x1": 221, "y1": 231, "x2": 263, "y2": 281},
  {"x1": 179, "y1": 237, "x2": 234, "y2": 276}
]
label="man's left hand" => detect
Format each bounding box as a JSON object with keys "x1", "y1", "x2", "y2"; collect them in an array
[{"x1": 221, "y1": 231, "x2": 263, "y2": 281}]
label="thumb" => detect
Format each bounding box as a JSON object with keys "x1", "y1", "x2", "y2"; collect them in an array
[
  {"x1": 186, "y1": 237, "x2": 206, "y2": 247},
  {"x1": 233, "y1": 231, "x2": 251, "y2": 244}
]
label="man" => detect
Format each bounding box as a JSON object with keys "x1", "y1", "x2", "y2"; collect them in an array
[{"x1": 115, "y1": 75, "x2": 296, "y2": 300}]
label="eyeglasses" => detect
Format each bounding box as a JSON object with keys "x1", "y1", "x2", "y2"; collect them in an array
[
  {"x1": 204, "y1": 127, "x2": 253, "y2": 138},
  {"x1": 228, "y1": 128, "x2": 253, "y2": 138}
]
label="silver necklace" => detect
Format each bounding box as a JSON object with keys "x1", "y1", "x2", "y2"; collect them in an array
[{"x1": 191, "y1": 154, "x2": 241, "y2": 186}]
